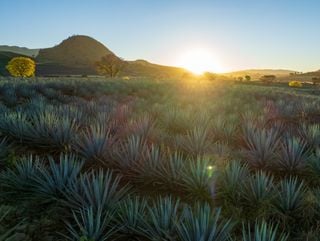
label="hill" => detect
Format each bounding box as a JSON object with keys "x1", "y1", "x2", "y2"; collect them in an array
[
  {"x1": 299, "y1": 70, "x2": 320, "y2": 77},
  {"x1": 1, "y1": 35, "x2": 311, "y2": 78},
  {"x1": 36, "y1": 35, "x2": 115, "y2": 75},
  {"x1": 35, "y1": 36, "x2": 186, "y2": 77},
  {"x1": 0, "y1": 45, "x2": 39, "y2": 57},
  {"x1": 123, "y1": 60, "x2": 186, "y2": 78},
  {"x1": 224, "y1": 69, "x2": 296, "y2": 79}
]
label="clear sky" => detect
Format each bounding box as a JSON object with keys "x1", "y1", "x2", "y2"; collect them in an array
[{"x1": 1, "y1": 0, "x2": 320, "y2": 72}]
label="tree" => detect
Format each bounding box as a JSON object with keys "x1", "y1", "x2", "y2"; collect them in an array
[
  {"x1": 260, "y1": 75, "x2": 276, "y2": 83},
  {"x1": 312, "y1": 77, "x2": 320, "y2": 85},
  {"x1": 203, "y1": 72, "x2": 217, "y2": 80},
  {"x1": 238, "y1": 76, "x2": 244, "y2": 82},
  {"x1": 95, "y1": 54, "x2": 125, "y2": 78},
  {"x1": 6, "y1": 57, "x2": 36, "y2": 77},
  {"x1": 245, "y1": 75, "x2": 251, "y2": 81}
]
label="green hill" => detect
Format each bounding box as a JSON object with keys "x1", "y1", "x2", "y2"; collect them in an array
[
  {"x1": 0, "y1": 51, "x2": 31, "y2": 75},
  {"x1": 0, "y1": 45, "x2": 39, "y2": 57},
  {"x1": 36, "y1": 35, "x2": 115, "y2": 75},
  {"x1": 123, "y1": 60, "x2": 186, "y2": 78}
]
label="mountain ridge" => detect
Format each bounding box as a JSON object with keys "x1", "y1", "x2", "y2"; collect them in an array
[{"x1": 0, "y1": 35, "x2": 317, "y2": 78}]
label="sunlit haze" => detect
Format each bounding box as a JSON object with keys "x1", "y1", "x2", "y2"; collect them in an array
[{"x1": 176, "y1": 48, "x2": 224, "y2": 74}]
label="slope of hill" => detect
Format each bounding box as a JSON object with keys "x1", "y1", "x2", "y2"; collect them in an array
[
  {"x1": 0, "y1": 45, "x2": 39, "y2": 57},
  {"x1": 35, "y1": 35, "x2": 117, "y2": 76},
  {"x1": 225, "y1": 69, "x2": 296, "y2": 78},
  {"x1": 299, "y1": 70, "x2": 320, "y2": 77},
  {"x1": 36, "y1": 35, "x2": 114, "y2": 67},
  {"x1": 1, "y1": 35, "x2": 311, "y2": 78},
  {"x1": 123, "y1": 60, "x2": 186, "y2": 78}
]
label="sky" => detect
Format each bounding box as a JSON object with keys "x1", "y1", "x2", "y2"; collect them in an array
[{"x1": 1, "y1": 0, "x2": 320, "y2": 72}]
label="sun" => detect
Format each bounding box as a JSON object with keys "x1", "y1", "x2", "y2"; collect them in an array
[{"x1": 177, "y1": 48, "x2": 224, "y2": 74}]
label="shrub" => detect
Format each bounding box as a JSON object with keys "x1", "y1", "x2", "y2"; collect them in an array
[
  {"x1": 288, "y1": 81, "x2": 302, "y2": 87},
  {"x1": 6, "y1": 57, "x2": 36, "y2": 77}
]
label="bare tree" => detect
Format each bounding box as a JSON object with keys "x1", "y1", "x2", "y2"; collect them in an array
[
  {"x1": 260, "y1": 75, "x2": 276, "y2": 83},
  {"x1": 95, "y1": 54, "x2": 125, "y2": 77}
]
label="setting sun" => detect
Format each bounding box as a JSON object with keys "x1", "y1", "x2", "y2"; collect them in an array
[{"x1": 177, "y1": 48, "x2": 224, "y2": 74}]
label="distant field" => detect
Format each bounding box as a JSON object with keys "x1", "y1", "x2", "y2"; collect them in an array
[{"x1": 1, "y1": 77, "x2": 320, "y2": 240}]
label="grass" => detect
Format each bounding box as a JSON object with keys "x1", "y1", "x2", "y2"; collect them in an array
[{"x1": 0, "y1": 76, "x2": 320, "y2": 240}]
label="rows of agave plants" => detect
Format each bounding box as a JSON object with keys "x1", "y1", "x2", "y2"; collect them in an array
[{"x1": 0, "y1": 77, "x2": 320, "y2": 240}]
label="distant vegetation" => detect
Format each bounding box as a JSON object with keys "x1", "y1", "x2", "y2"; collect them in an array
[
  {"x1": 289, "y1": 80, "x2": 303, "y2": 87},
  {"x1": 2, "y1": 35, "x2": 320, "y2": 82},
  {"x1": 6, "y1": 57, "x2": 35, "y2": 77},
  {"x1": 260, "y1": 74, "x2": 276, "y2": 83},
  {"x1": 95, "y1": 54, "x2": 126, "y2": 77}
]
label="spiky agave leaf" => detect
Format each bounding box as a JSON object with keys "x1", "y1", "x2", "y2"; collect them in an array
[
  {"x1": 0, "y1": 111, "x2": 34, "y2": 144},
  {"x1": 138, "y1": 196, "x2": 181, "y2": 241},
  {"x1": 134, "y1": 144, "x2": 163, "y2": 185},
  {"x1": 177, "y1": 203, "x2": 234, "y2": 241},
  {"x1": 63, "y1": 169, "x2": 130, "y2": 212},
  {"x1": 154, "y1": 151, "x2": 184, "y2": 190},
  {"x1": 74, "y1": 124, "x2": 113, "y2": 162},
  {"x1": 299, "y1": 124, "x2": 320, "y2": 150},
  {"x1": 217, "y1": 161, "x2": 249, "y2": 205},
  {"x1": 177, "y1": 126, "x2": 211, "y2": 157},
  {"x1": 276, "y1": 138, "x2": 310, "y2": 174},
  {"x1": 0, "y1": 137, "x2": 11, "y2": 165},
  {"x1": 0, "y1": 155, "x2": 42, "y2": 200},
  {"x1": 64, "y1": 206, "x2": 117, "y2": 241},
  {"x1": 308, "y1": 149, "x2": 320, "y2": 181},
  {"x1": 160, "y1": 107, "x2": 193, "y2": 135},
  {"x1": 242, "y1": 126, "x2": 280, "y2": 169},
  {"x1": 180, "y1": 157, "x2": 214, "y2": 200},
  {"x1": 242, "y1": 171, "x2": 275, "y2": 218},
  {"x1": 111, "y1": 135, "x2": 147, "y2": 170},
  {"x1": 211, "y1": 116, "x2": 237, "y2": 142},
  {"x1": 242, "y1": 220, "x2": 288, "y2": 241},
  {"x1": 0, "y1": 206, "x2": 21, "y2": 241},
  {"x1": 31, "y1": 154, "x2": 83, "y2": 202},
  {"x1": 128, "y1": 115, "x2": 155, "y2": 140},
  {"x1": 273, "y1": 177, "x2": 306, "y2": 220},
  {"x1": 30, "y1": 111, "x2": 78, "y2": 151},
  {"x1": 115, "y1": 196, "x2": 147, "y2": 239}
]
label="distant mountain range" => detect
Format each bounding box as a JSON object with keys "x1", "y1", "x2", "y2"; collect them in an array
[
  {"x1": 0, "y1": 45, "x2": 39, "y2": 57},
  {"x1": 0, "y1": 35, "x2": 318, "y2": 78},
  {"x1": 224, "y1": 69, "x2": 296, "y2": 78}
]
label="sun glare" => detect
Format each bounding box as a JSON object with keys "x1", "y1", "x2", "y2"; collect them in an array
[{"x1": 177, "y1": 48, "x2": 224, "y2": 74}]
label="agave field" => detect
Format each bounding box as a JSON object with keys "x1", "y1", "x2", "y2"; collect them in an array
[{"x1": 1, "y1": 77, "x2": 320, "y2": 240}]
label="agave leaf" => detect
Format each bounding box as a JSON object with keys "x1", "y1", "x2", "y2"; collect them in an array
[
  {"x1": 64, "y1": 206, "x2": 117, "y2": 241},
  {"x1": 242, "y1": 220, "x2": 288, "y2": 241},
  {"x1": 138, "y1": 196, "x2": 181, "y2": 241},
  {"x1": 177, "y1": 204, "x2": 234, "y2": 241},
  {"x1": 63, "y1": 169, "x2": 130, "y2": 212}
]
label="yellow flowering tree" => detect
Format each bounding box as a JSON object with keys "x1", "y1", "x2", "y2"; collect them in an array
[
  {"x1": 6, "y1": 57, "x2": 36, "y2": 77},
  {"x1": 288, "y1": 81, "x2": 302, "y2": 87}
]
